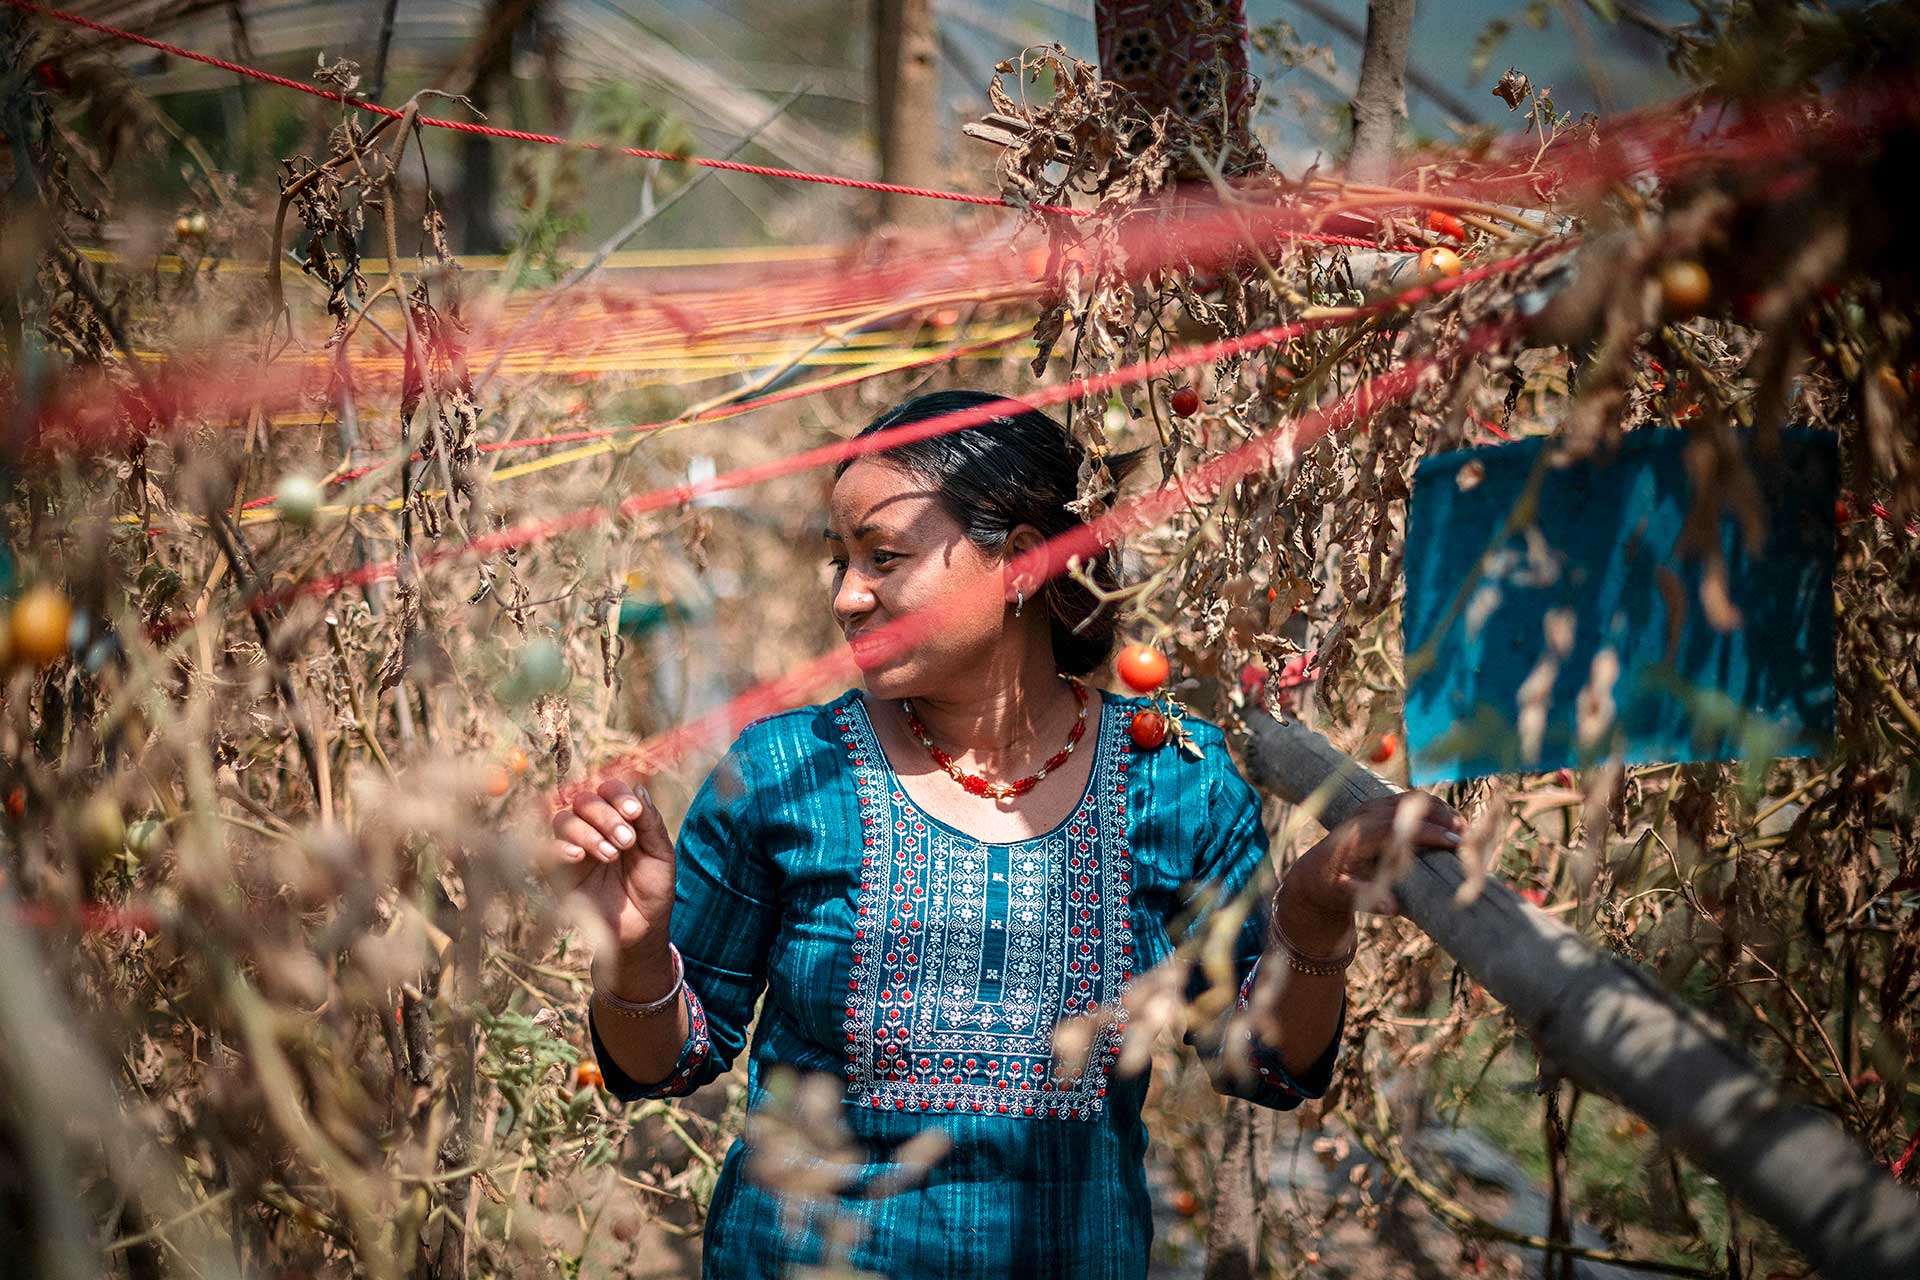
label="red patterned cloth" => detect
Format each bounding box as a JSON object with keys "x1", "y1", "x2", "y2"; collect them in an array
[{"x1": 1095, "y1": 0, "x2": 1264, "y2": 171}]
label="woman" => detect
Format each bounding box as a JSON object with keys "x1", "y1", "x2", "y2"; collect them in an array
[{"x1": 550, "y1": 391, "x2": 1463, "y2": 1278}]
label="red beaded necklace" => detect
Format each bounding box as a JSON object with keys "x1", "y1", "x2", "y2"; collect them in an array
[{"x1": 901, "y1": 678, "x2": 1089, "y2": 800}]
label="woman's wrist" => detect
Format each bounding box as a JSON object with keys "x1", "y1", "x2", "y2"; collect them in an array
[
  {"x1": 601, "y1": 938, "x2": 678, "y2": 1004},
  {"x1": 1271, "y1": 875, "x2": 1358, "y2": 956}
]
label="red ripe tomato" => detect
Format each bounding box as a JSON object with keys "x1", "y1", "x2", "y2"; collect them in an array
[
  {"x1": 1237, "y1": 661, "x2": 1266, "y2": 699},
  {"x1": 1169, "y1": 386, "x2": 1201, "y2": 417},
  {"x1": 1368, "y1": 732, "x2": 1399, "y2": 764},
  {"x1": 1417, "y1": 247, "x2": 1462, "y2": 280},
  {"x1": 1171, "y1": 1189, "x2": 1200, "y2": 1218},
  {"x1": 1115, "y1": 643, "x2": 1169, "y2": 693},
  {"x1": 575, "y1": 1061, "x2": 604, "y2": 1090},
  {"x1": 1835, "y1": 498, "x2": 1853, "y2": 526},
  {"x1": 1128, "y1": 709, "x2": 1167, "y2": 750},
  {"x1": 1426, "y1": 209, "x2": 1466, "y2": 240}
]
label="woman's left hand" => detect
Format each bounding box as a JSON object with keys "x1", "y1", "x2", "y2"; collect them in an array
[{"x1": 1276, "y1": 792, "x2": 1464, "y2": 937}]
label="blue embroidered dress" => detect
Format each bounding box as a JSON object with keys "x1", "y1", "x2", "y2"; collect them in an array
[{"x1": 590, "y1": 688, "x2": 1342, "y2": 1278}]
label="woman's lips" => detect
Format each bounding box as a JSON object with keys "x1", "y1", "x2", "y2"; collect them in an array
[{"x1": 846, "y1": 631, "x2": 892, "y2": 665}]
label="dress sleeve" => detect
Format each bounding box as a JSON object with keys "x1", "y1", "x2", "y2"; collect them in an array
[
  {"x1": 590, "y1": 732, "x2": 780, "y2": 1101},
  {"x1": 1178, "y1": 743, "x2": 1343, "y2": 1112}
]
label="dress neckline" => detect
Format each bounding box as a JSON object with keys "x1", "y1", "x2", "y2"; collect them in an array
[{"x1": 844, "y1": 688, "x2": 1113, "y2": 848}]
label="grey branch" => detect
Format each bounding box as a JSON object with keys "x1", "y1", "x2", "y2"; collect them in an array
[{"x1": 1237, "y1": 709, "x2": 1920, "y2": 1280}]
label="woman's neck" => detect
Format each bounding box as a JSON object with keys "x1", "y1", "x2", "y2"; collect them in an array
[{"x1": 899, "y1": 631, "x2": 1078, "y2": 762}]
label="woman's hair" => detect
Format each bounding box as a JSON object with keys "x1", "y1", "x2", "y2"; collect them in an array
[{"x1": 835, "y1": 390, "x2": 1150, "y2": 676}]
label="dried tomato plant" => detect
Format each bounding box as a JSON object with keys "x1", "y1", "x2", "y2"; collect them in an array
[{"x1": 1, "y1": 4, "x2": 1916, "y2": 1279}]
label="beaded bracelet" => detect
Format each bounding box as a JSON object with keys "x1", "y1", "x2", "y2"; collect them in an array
[
  {"x1": 1269, "y1": 908, "x2": 1359, "y2": 977},
  {"x1": 593, "y1": 943, "x2": 685, "y2": 1019}
]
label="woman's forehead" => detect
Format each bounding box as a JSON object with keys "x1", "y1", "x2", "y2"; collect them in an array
[{"x1": 827, "y1": 462, "x2": 948, "y2": 534}]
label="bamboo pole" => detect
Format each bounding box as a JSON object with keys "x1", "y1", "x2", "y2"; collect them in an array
[{"x1": 1237, "y1": 709, "x2": 1920, "y2": 1280}]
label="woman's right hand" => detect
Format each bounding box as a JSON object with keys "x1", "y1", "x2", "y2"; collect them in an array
[{"x1": 548, "y1": 777, "x2": 677, "y2": 957}]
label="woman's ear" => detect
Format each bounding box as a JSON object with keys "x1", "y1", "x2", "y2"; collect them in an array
[{"x1": 1002, "y1": 524, "x2": 1048, "y2": 598}]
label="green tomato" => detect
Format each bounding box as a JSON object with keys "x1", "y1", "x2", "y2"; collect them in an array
[
  {"x1": 77, "y1": 794, "x2": 125, "y2": 866},
  {"x1": 519, "y1": 641, "x2": 568, "y2": 696},
  {"x1": 125, "y1": 817, "x2": 166, "y2": 858},
  {"x1": 275, "y1": 474, "x2": 325, "y2": 527}
]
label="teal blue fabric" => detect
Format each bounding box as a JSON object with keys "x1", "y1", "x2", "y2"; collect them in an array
[{"x1": 590, "y1": 687, "x2": 1341, "y2": 1279}]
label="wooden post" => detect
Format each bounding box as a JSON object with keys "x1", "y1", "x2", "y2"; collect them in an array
[
  {"x1": 871, "y1": 0, "x2": 942, "y2": 227},
  {"x1": 1236, "y1": 708, "x2": 1920, "y2": 1279}
]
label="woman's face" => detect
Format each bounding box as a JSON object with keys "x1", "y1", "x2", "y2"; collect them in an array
[{"x1": 824, "y1": 460, "x2": 1023, "y2": 699}]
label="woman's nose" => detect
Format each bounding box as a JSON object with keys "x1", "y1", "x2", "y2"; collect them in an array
[{"x1": 833, "y1": 571, "x2": 877, "y2": 624}]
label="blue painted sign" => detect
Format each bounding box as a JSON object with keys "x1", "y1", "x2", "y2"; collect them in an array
[{"x1": 1401, "y1": 428, "x2": 1837, "y2": 785}]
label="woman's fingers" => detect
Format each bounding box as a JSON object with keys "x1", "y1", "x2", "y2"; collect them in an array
[
  {"x1": 603, "y1": 779, "x2": 673, "y2": 857},
  {"x1": 539, "y1": 838, "x2": 590, "y2": 884},
  {"x1": 554, "y1": 813, "x2": 619, "y2": 862},
  {"x1": 596, "y1": 776, "x2": 643, "y2": 821},
  {"x1": 573, "y1": 795, "x2": 636, "y2": 850},
  {"x1": 1338, "y1": 820, "x2": 1462, "y2": 882}
]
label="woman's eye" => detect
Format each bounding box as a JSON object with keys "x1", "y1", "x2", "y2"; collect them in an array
[
  {"x1": 827, "y1": 557, "x2": 847, "y2": 572},
  {"x1": 872, "y1": 550, "x2": 901, "y2": 565}
]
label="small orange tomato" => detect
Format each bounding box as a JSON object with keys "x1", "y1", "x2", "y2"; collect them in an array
[
  {"x1": 1368, "y1": 732, "x2": 1399, "y2": 764},
  {"x1": 1875, "y1": 363, "x2": 1909, "y2": 407},
  {"x1": 1128, "y1": 709, "x2": 1167, "y2": 750},
  {"x1": 575, "y1": 1061, "x2": 604, "y2": 1090},
  {"x1": 1426, "y1": 209, "x2": 1466, "y2": 240},
  {"x1": 483, "y1": 768, "x2": 511, "y2": 798},
  {"x1": 1417, "y1": 247, "x2": 1462, "y2": 279},
  {"x1": 9, "y1": 586, "x2": 73, "y2": 667},
  {"x1": 1171, "y1": 1189, "x2": 1200, "y2": 1218},
  {"x1": 1659, "y1": 260, "x2": 1711, "y2": 316},
  {"x1": 1115, "y1": 644, "x2": 1170, "y2": 693},
  {"x1": 506, "y1": 746, "x2": 530, "y2": 774},
  {"x1": 5, "y1": 787, "x2": 24, "y2": 821}
]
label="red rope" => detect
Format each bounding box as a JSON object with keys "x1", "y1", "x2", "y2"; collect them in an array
[
  {"x1": 244, "y1": 243, "x2": 1563, "y2": 616},
  {"x1": 1892, "y1": 1126, "x2": 1920, "y2": 1182},
  {"x1": 10, "y1": 0, "x2": 1399, "y2": 249},
  {"x1": 230, "y1": 329, "x2": 1023, "y2": 514}
]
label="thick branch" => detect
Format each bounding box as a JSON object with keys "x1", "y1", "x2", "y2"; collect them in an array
[{"x1": 1237, "y1": 709, "x2": 1920, "y2": 1280}]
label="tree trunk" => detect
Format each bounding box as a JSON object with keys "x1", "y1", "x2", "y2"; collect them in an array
[
  {"x1": 871, "y1": 0, "x2": 942, "y2": 226},
  {"x1": 447, "y1": 0, "x2": 540, "y2": 254},
  {"x1": 1348, "y1": 0, "x2": 1416, "y2": 185}
]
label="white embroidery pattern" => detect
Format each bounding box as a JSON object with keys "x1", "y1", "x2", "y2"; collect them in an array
[{"x1": 837, "y1": 695, "x2": 1137, "y2": 1120}]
